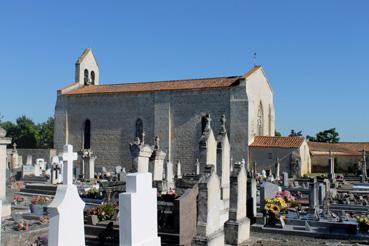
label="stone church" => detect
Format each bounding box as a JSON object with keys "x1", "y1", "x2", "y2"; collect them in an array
[{"x1": 54, "y1": 48, "x2": 275, "y2": 173}]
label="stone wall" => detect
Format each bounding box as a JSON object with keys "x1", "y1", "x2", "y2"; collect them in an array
[
  {"x1": 311, "y1": 155, "x2": 361, "y2": 173},
  {"x1": 55, "y1": 87, "x2": 240, "y2": 173},
  {"x1": 16, "y1": 149, "x2": 56, "y2": 164}
]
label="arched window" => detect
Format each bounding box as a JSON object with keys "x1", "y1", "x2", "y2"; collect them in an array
[
  {"x1": 135, "y1": 118, "x2": 143, "y2": 141},
  {"x1": 91, "y1": 71, "x2": 95, "y2": 84},
  {"x1": 84, "y1": 119, "x2": 91, "y2": 149},
  {"x1": 257, "y1": 102, "x2": 264, "y2": 136},
  {"x1": 84, "y1": 69, "x2": 89, "y2": 85}
]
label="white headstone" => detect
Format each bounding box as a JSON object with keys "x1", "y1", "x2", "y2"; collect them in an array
[
  {"x1": 261, "y1": 169, "x2": 267, "y2": 179},
  {"x1": 22, "y1": 164, "x2": 35, "y2": 177},
  {"x1": 0, "y1": 131, "x2": 11, "y2": 217},
  {"x1": 119, "y1": 172, "x2": 161, "y2": 246},
  {"x1": 36, "y1": 158, "x2": 46, "y2": 171},
  {"x1": 26, "y1": 155, "x2": 33, "y2": 165},
  {"x1": 48, "y1": 144, "x2": 85, "y2": 246},
  {"x1": 195, "y1": 159, "x2": 200, "y2": 175},
  {"x1": 166, "y1": 161, "x2": 175, "y2": 191},
  {"x1": 115, "y1": 166, "x2": 123, "y2": 174},
  {"x1": 176, "y1": 160, "x2": 182, "y2": 179},
  {"x1": 34, "y1": 162, "x2": 42, "y2": 177},
  {"x1": 119, "y1": 168, "x2": 127, "y2": 182}
]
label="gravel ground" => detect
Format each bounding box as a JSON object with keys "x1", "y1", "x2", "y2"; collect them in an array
[{"x1": 241, "y1": 232, "x2": 369, "y2": 246}]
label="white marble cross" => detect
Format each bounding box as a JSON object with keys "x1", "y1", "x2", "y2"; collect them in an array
[{"x1": 62, "y1": 144, "x2": 78, "y2": 185}]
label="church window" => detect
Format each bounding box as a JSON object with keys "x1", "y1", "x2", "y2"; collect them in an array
[
  {"x1": 268, "y1": 153, "x2": 273, "y2": 159},
  {"x1": 84, "y1": 69, "x2": 89, "y2": 85},
  {"x1": 91, "y1": 71, "x2": 95, "y2": 84},
  {"x1": 84, "y1": 119, "x2": 91, "y2": 149},
  {"x1": 257, "y1": 102, "x2": 264, "y2": 136},
  {"x1": 135, "y1": 118, "x2": 143, "y2": 141}
]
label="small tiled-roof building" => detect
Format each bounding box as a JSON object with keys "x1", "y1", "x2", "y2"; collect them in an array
[
  {"x1": 249, "y1": 136, "x2": 311, "y2": 177},
  {"x1": 308, "y1": 142, "x2": 369, "y2": 173},
  {"x1": 54, "y1": 49, "x2": 276, "y2": 172}
]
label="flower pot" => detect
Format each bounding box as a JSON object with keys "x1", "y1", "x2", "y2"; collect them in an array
[
  {"x1": 87, "y1": 215, "x2": 99, "y2": 225},
  {"x1": 30, "y1": 204, "x2": 46, "y2": 216}
]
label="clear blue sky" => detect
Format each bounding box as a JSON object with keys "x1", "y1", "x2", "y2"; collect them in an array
[{"x1": 0, "y1": 1, "x2": 368, "y2": 141}]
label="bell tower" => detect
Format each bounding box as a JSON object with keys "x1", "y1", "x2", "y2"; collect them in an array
[{"x1": 75, "y1": 48, "x2": 99, "y2": 86}]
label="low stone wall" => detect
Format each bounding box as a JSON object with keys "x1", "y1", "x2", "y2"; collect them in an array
[{"x1": 17, "y1": 149, "x2": 56, "y2": 164}]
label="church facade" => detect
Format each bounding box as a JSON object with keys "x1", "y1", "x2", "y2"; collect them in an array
[{"x1": 54, "y1": 49, "x2": 275, "y2": 173}]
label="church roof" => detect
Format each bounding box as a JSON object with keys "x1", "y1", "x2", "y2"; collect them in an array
[
  {"x1": 308, "y1": 141, "x2": 369, "y2": 156},
  {"x1": 250, "y1": 136, "x2": 305, "y2": 149},
  {"x1": 60, "y1": 66, "x2": 262, "y2": 95}
]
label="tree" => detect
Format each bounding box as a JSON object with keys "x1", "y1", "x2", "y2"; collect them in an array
[
  {"x1": 275, "y1": 130, "x2": 282, "y2": 137},
  {"x1": 307, "y1": 128, "x2": 340, "y2": 143},
  {"x1": 38, "y1": 117, "x2": 54, "y2": 148},
  {"x1": 289, "y1": 129, "x2": 303, "y2": 136},
  {"x1": 13, "y1": 116, "x2": 40, "y2": 148}
]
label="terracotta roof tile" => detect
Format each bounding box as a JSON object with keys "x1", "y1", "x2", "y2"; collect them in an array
[
  {"x1": 308, "y1": 142, "x2": 369, "y2": 156},
  {"x1": 250, "y1": 136, "x2": 305, "y2": 148},
  {"x1": 61, "y1": 66, "x2": 262, "y2": 95},
  {"x1": 62, "y1": 76, "x2": 242, "y2": 95}
]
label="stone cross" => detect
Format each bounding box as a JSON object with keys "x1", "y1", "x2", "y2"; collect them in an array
[{"x1": 62, "y1": 145, "x2": 78, "y2": 185}]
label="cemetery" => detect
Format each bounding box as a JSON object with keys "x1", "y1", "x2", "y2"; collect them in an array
[{"x1": 1, "y1": 109, "x2": 369, "y2": 246}]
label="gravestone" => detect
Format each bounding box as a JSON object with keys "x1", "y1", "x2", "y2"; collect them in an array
[
  {"x1": 129, "y1": 133, "x2": 153, "y2": 172},
  {"x1": 115, "y1": 166, "x2": 123, "y2": 174},
  {"x1": 119, "y1": 168, "x2": 127, "y2": 182},
  {"x1": 165, "y1": 161, "x2": 175, "y2": 191},
  {"x1": 318, "y1": 183, "x2": 326, "y2": 207},
  {"x1": 150, "y1": 136, "x2": 166, "y2": 181},
  {"x1": 328, "y1": 151, "x2": 335, "y2": 182},
  {"x1": 51, "y1": 156, "x2": 62, "y2": 185},
  {"x1": 119, "y1": 172, "x2": 161, "y2": 246},
  {"x1": 216, "y1": 114, "x2": 230, "y2": 201},
  {"x1": 0, "y1": 127, "x2": 11, "y2": 217},
  {"x1": 22, "y1": 164, "x2": 35, "y2": 177},
  {"x1": 11, "y1": 143, "x2": 19, "y2": 170},
  {"x1": 275, "y1": 157, "x2": 280, "y2": 180},
  {"x1": 176, "y1": 160, "x2": 182, "y2": 179},
  {"x1": 198, "y1": 113, "x2": 217, "y2": 174},
  {"x1": 81, "y1": 149, "x2": 96, "y2": 180},
  {"x1": 261, "y1": 169, "x2": 267, "y2": 179},
  {"x1": 26, "y1": 155, "x2": 33, "y2": 165},
  {"x1": 247, "y1": 177, "x2": 257, "y2": 222},
  {"x1": 195, "y1": 159, "x2": 200, "y2": 175},
  {"x1": 260, "y1": 182, "x2": 281, "y2": 210},
  {"x1": 48, "y1": 144, "x2": 85, "y2": 246},
  {"x1": 224, "y1": 162, "x2": 250, "y2": 244},
  {"x1": 309, "y1": 177, "x2": 318, "y2": 210},
  {"x1": 282, "y1": 172, "x2": 289, "y2": 187},
  {"x1": 34, "y1": 161, "x2": 42, "y2": 177},
  {"x1": 192, "y1": 165, "x2": 224, "y2": 245},
  {"x1": 36, "y1": 158, "x2": 46, "y2": 171}
]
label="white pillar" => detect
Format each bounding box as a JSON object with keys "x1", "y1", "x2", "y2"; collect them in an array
[
  {"x1": 0, "y1": 128, "x2": 11, "y2": 217},
  {"x1": 119, "y1": 173, "x2": 161, "y2": 246},
  {"x1": 0, "y1": 200, "x2": 2, "y2": 243},
  {"x1": 48, "y1": 145, "x2": 85, "y2": 246}
]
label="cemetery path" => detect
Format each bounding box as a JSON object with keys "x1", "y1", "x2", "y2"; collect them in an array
[{"x1": 242, "y1": 232, "x2": 368, "y2": 246}]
